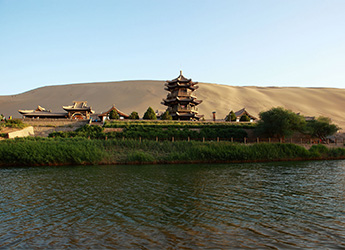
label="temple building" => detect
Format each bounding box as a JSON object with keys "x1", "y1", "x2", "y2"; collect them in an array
[
  {"x1": 234, "y1": 108, "x2": 257, "y2": 122},
  {"x1": 162, "y1": 71, "x2": 202, "y2": 120},
  {"x1": 18, "y1": 105, "x2": 68, "y2": 119},
  {"x1": 98, "y1": 105, "x2": 129, "y2": 121},
  {"x1": 62, "y1": 101, "x2": 94, "y2": 119}
]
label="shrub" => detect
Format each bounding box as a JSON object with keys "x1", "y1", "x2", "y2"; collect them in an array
[
  {"x1": 143, "y1": 107, "x2": 157, "y2": 120},
  {"x1": 225, "y1": 111, "x2": 236, "y2": 122},
  {"x1": 160, "y1": 111, "x2": 172, "y2": 120},
  {"x1": 129, "y1": 111, "x2": 139, "y2": 120},
  {"x1": 109, "y1": 109, "x2": 119, "y2": 119},
  {"x1": 255, "y1": 107, "x2": 306, "y2": 138},
  {"x1": 240, "y1": 114, "x2": 250, "y2": 122}
]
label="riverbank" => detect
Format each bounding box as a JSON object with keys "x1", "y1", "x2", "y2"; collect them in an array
[{"x1": 1, "y1": 138, "x2": 345, "y2": 167}]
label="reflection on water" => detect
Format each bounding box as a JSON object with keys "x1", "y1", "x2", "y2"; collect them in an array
[{"x1": 1, "y1": 161, "x2": 345, "y2": 248}]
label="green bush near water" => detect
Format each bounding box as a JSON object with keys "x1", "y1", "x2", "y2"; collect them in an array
[
  {"x1": 1, "y1": 137, "x2": 345, "y2": 166},
  {"x1": 0, "y1": 137, "x2": 106, "y2": 166}
]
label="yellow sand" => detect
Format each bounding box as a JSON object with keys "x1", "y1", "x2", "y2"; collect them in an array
[{"x1": 1, "y1": 80, "x2": 344, "y2": 130}]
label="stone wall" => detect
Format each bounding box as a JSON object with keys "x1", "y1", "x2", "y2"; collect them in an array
[
  {"x1": 8, "y1": 126, "x2": 35, "y2": 139},
  {"x1": 21, "y1": 119, "x2": 89, "y2": 137},
  {"x1": 22, "y1": 119, "x2": 90, "y2": 127}
]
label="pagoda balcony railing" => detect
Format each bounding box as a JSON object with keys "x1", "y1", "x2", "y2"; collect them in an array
[
  {"x1": 172, "y1": 105, "x2": 198, "y2": 112},
  {"x1": 167, "y1": 93, "x2": 196, "y2": 99}
]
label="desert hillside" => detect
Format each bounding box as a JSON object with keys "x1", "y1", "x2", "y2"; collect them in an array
[{"x1": 1, "y1": 80, "x2": 344, "y2": 130}]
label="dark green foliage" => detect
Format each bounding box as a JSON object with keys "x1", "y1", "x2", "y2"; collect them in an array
[
  {"x1": 109, "y1": 109, "x2": 119, "y2": 119},
  {"x1": 126, "y1": 150, "x2": 156, "y2": 162},
  {"x1": 305, "y1": 117, "x2": 340, "y2": 142},
  {"x1": 328, "y1": 147, "x2": 345, "y2": 157},
  {"x1": 240, "y1": 114, "x2": 250, "y2": 122},
  {"x1": 309, "y1": 144, "x2": 329, "y2": 158},
  {"x1": 225, "y1": 111, "x2": 236, "y2": 122},
  {"x1": 129, "y1": 111, "x2": 139, "y2": 120},
  {"x1": 143, "y1": 107, "x2": 157, "y2": 120},
  {"x1": 256, "y1": 107, "x2": 306, "y2": 138},
  {"x1": 0, "y1": 137, "x2": 106, "y2": 166},
  {"x1": 160, "y1": 111, "x2": 172, "y2": 120}
]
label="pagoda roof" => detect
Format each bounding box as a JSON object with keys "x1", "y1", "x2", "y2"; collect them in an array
[
  {"x1": 162, "y1": 97, "x2": 202, "y2": 105},
  {"x1": 20, "y1": 111, "x2": 68, "y2": 118},
  {"x1": 166, "y1": 70, "x2": 196, "y2": 84},
  {"x1": 19, "y1": 105, "x2": 50, "y2": 115},
  {"x1": 98, "y1": 105, "x2": 129, "y2": 118},
  {"x1": 63, "y1": 101, "x2": 94, "y2": 112}
]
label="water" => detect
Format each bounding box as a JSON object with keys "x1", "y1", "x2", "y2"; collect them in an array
[{"x1": 1, "y1": 161, "x2": 345, "y2": 249}]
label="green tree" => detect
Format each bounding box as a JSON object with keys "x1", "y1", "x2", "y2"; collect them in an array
[
  {"x1": 143, "y1": 107, "x2": 157, "y2": 120},
  {"x1": 225, "y1": 111, "x2": 236, "y2": 122},
  {"x1": 255, "y1": 107, "x2": 306, "y2": 139},
  {"x1": 306, "y1": 116, "x2": 340, "y2": 143},
  {"x1": 129, "y1": 111, "x2": 139, "y2": 120},
  {"x1": 160, "y1": 110, "x2": 172, "y2": 120},
  {"x1": 109, "y1": 109, "x2": 119, "y2": 119},
  {"x1": 240, "y1": 114, "x2": 250, "y2": 122}
]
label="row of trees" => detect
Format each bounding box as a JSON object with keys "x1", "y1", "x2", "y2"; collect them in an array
[
  {"x1": 225, "y1": 111, "x2": 250, "y2": 122},
  {"x1": 256, "y1": 107, "x2": 340, "y2": 142},
  {"x1": 109, "y1": 107, "x2": 173, "y2": 120}
]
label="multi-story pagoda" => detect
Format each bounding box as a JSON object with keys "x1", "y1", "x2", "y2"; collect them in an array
[{"x1": 162, "y1": 71, "x2": 202, "y2": 120}]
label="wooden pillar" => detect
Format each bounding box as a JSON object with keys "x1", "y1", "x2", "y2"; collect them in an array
[
  {"x1": 105, "y1": 136, "x2": 108, "y2": 140},
  {"x1": 300, "y1": 138, "x2": 303, "y2": 144},
  {"x1": 244, "y1": 137, "x2": 247, "y2": 144},
  {"x1": 156, "y1": 136, "x2": 158, "y2": 142},
  {"x1": 172, "y1": 137, "x2": 174, "y2": 142},
  {"x1": 256, "y1": 137, "x2": 259, "y2": 143},
  {"x1": 188, "y1": 137, "x2": 190, "y2": 142},
  {"x1": 217, "y1": 137, "x2": 219, "y2": 142},
  {"x1": 139, "y1": 137, "x2": 141, "y2": 143},
  {"x1": 231, "y1": 137, "x2": 233, "y2": 143},
  {"x1": 203, "y1": 137, "x2": 205, "y2": 143}
]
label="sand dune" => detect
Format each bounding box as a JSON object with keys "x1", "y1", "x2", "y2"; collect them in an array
[{"x1": 1, "y1": 80, "x2": 344, "y2": 130}]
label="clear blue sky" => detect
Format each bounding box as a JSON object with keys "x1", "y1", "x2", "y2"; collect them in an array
[{"x1": 1, "y1": 0, "x2": 345, "y2": 95}]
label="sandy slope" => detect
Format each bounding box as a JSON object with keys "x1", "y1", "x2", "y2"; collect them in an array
[{"x1": 1, "y1": 80, "x2": 344, "y2": 130}]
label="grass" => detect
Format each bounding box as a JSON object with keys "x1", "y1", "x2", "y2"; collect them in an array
[
  {"x1": 49, "y1": 124, "x2": 249, "y2": 141},
  {"x1": 1, "y1": 137, "x2": 344, "y2": 166},
  {"x1": 103, "y1": 120, "x2": 257, "y2": 129}
]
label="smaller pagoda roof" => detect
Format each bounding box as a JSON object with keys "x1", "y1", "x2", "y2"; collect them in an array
[
  {"x1": 18, "y1": 105, "x2": 49, "y2": 115},
  {"x1": 63, "y1": 101, "x2": 94, "y2": 113},
  {"x1": 98, "y1": 105, "x2": 129, "y2": 118},
  {"x1": 234, "y1": 108, "x2": 257, "y2": 120},
  {"x1": 167, "y1": 70, "x2": 194, "y2": 84}
]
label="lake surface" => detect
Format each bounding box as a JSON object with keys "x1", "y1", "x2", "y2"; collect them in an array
[{"x1": 1, "y1": 161, "x2": 345, "y2": 249}]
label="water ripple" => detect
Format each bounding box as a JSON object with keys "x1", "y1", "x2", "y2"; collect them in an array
[{"x1": 1, "y1": 161, "x2": 345, "y2": 248}]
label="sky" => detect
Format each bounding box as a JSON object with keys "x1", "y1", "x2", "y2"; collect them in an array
[{"x1": 1, "y1": 0, "x2": 345, "y2": 95}]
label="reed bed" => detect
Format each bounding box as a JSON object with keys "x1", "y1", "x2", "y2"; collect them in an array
[{"x1": 1, "y1": 138, "x2": 344, "y2": 166}]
